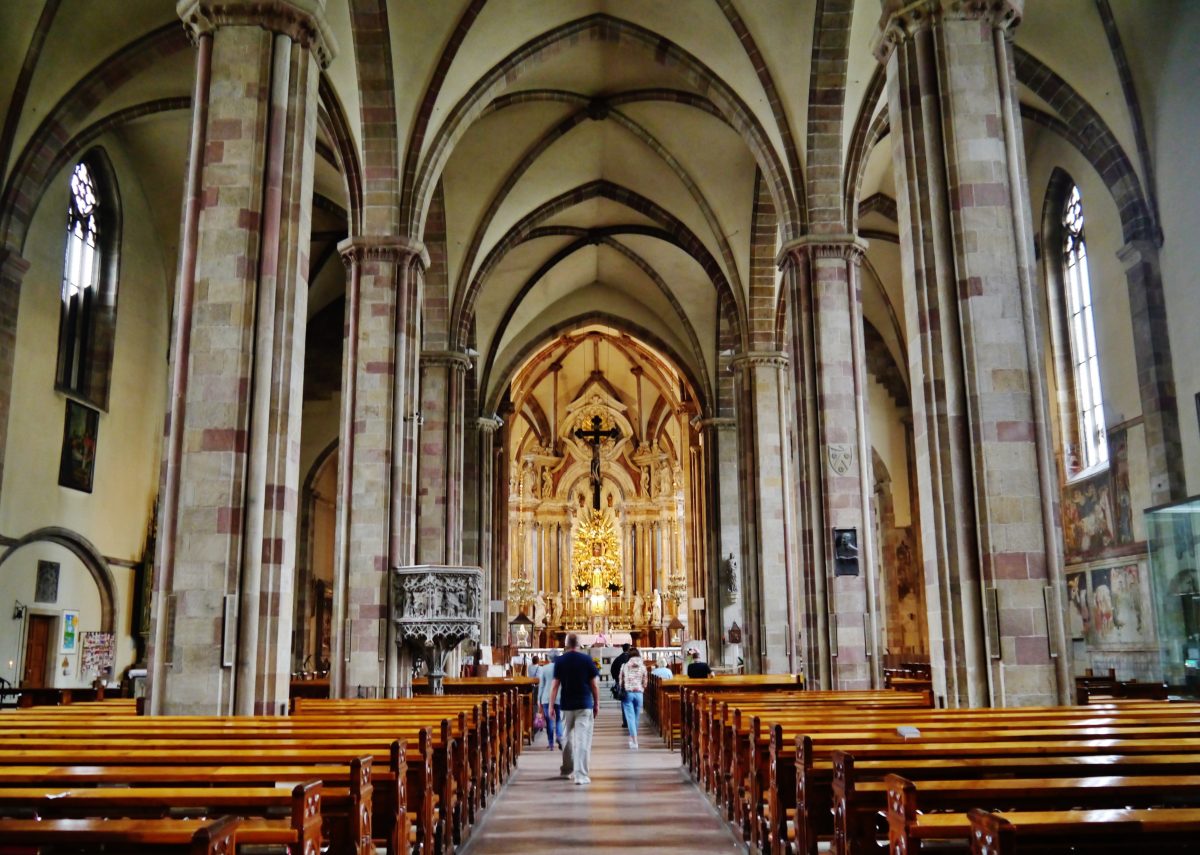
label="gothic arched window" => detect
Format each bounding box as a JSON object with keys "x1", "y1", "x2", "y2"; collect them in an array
[
  {"x1": 1060, "y1": 183, "x2": 1107, "y2": 472},
  {"x1": 57, "y1": 153, "x2": 120, "y2": 407}
]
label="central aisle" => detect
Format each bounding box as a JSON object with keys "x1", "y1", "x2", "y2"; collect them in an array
[{"x1": 460, "y1": 693, "x2": 744, "y2": 854}]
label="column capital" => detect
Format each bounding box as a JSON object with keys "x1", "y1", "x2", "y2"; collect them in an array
[
  {"x1": 692, "y1": 416, "x2": 737, "y2": 432},
  {"x1": 1116, "y1": 238, "x2": 1161, "y2": 272},
  {"x1": 178, "y1": 0, "x2": 338, "y2": 67},
  {"x1": 729, "y1": 351, "x2": 789, "y2": 372},
  {"x1": 475, "y1": 416, "x2": 503, "y2": 434},
  {"x1": 0, "y1": 248, "x2": 30, "y2": 281},
  {"x1": 777, "y1": 234, "x2": 868, "y2": 270},
  {"x1": 421, "y1": 350, "x2": 472, "y2": 372},
  {"x1": 873, "y1": 0, "x2": 1023, "y2": 63},
  {"x1": 338, "y1": 234, "x2": 429, "y2": 271}
]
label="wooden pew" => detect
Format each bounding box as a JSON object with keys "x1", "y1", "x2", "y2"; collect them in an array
[
  {"x1": 0, "y1": 814, "x2": 240, "y2": 854},
  {"x1": 749, "y1": 702, "x2": 1200, "y2": 855},
  {"x1": 8, "y1": 701, "x2": 493, "y2": 854},
  {"x1": 795, "y1": 733, "x2": 1200, "y2": 855},
  {"x1": 0, "y1": 780, "x2": 321, "y2": 855},
  {"x1": 0, "y1": 743, "x2": 410, "y2": 855},
  {"x1": 857, "y1": 768, "x2": 1200, "y2": 854},
  {"x1": 887, "y1": 784, "x2": 1200, "y2": 853}
]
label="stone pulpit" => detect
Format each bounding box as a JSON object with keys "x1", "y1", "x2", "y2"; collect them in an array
[{"x1": 393, "y1": 565, "x2": 484, "y2": 694}]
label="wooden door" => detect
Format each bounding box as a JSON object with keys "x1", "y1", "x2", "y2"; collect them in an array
[{"x1": 21, "y1": 614, "x2": 54, "y2": 687}]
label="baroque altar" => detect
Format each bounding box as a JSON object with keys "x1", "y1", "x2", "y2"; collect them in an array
[{"x1": 506, "y1": 387, "x2": 691, "y2": 643}]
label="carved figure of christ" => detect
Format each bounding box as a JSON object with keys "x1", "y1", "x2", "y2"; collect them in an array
[{"x1": 574, "y1": 415, "x2": 621, "y2": 510}]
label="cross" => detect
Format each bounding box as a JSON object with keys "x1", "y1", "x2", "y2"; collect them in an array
[{"x1": 574, "y1": 415, "x2": 621, "y2": 510}]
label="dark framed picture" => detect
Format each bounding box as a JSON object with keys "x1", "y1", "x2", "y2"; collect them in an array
[
  {"x1": 35, "y1": 561, "x2": 60, "y2": 603},
  {"x1": 58, "y1": 399, "x2": 99, "y2": 493}
]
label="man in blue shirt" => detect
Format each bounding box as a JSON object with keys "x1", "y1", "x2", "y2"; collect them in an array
[{"x1": 548, "y1": 633, "x2": 600, "y2": 784}]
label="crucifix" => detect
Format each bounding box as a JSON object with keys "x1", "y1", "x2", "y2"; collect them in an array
[{"x1": 574, "y1": 415, "x2": 621, "y2": 510}]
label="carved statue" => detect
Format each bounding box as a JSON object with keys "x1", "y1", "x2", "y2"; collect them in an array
[
  {"x1": 541, "y1": 465, "x2": 553, "y2": 499},
  {"x1": 522, "y1": 462, "x2": 536, "y2": 498},
  {"x1": 640, "y1": 466, "x2": 650, "y2": 495},
  {"x1": 657, "y1": 463, "x2": 671, "y2": 497},
  {"x1": 673, "y1": 465, "x2": 683, "y2": 494},
  {"x1": 724, "y1": 553, "x2": 739, "y2": 603},
  {"x1": 652, "y1": 589, "x2": 663, "y2": 624}
]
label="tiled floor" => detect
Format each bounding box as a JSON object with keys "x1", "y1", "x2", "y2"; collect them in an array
[{"x1": 460, "y1": 694, "x2": 744, "y2": 854}]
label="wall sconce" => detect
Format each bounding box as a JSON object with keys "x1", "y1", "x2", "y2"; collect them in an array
[{"x1": 11, "y1": 601, "x2": 26, "y2": 621}]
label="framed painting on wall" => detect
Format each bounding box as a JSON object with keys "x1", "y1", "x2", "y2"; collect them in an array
[
  {"x1": 58, "y1": 400, "x2": 99, "y2": 493},
  {"x1": 60, "y1": 610, "x2": 79, "y2": 654}
]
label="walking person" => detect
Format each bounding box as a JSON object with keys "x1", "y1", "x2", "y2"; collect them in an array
[
  {"x1": 537, "y1": 652, "x2": 564, "y2": 749},
  {"x1": 548, "y1": 633, "x2": 600, "y2": 785},
  {"x1": 618, "y1": 646, "x2": 649, "y2": 749},
  {"x1": 610, "y1": 642, "x2": 631, "y2": 730}
]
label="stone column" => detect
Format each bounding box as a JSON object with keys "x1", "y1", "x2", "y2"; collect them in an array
[
  {"x1": 698, "y1": 418, "x2": 741, "y2": 665},
  {"x1": 1117, "y1": 240, "x2": 1186, "y2": 505},
  {"x1": 149, "y1": 1, "x2": 333, "y2": 715},
  {"x1": 474, "y1": 416, "x2": 501, "y2": 635},
  {"x1": 0, "y1": 249, "x2": 29, "y2": 507},
  {"x1": 781, "y1": 239, "x2": 878, "y2": 689},
  {"x1": 875, "y1": 0, "x2": 1065, "y2": 706},
  {"x1": 732, "y1": 353, "x2": 798, "y2": 674},
  {"x1": 416, "y1": 351, "x2": 471, "y2": 565},
  {"x1": 330, "y1": 236, "x2": 427, "y2": 699}
]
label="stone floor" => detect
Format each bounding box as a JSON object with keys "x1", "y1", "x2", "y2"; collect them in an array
[{"x1": 459, "y1": 694, "x2": 745, "y2": 854}]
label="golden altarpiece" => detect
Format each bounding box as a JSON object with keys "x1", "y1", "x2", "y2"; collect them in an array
[{"x1": 505, "y1": 377, "x2": 695, "y2": 646}]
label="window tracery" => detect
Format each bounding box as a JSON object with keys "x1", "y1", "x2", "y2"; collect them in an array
[{"x1": 1061, "y1": 184, "x2": 1107, "y2": 472}]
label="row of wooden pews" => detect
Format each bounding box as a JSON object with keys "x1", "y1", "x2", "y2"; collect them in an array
[
  {"x1": 0, "y1": 684, "x2": 527, "y2": 854},
  {"x1": 673, "y1": 679, "x2": 1200, "y2": 854},
  {"x1": 647, "y1": 673, "x2": 807, "y2": 750}
]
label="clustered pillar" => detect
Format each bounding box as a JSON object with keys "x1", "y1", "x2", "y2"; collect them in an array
[
  {"x1": 875, "y1": 0, "x2": 1063, "y2": 706},
  {"x1": 331, "y1": 237, "x2": 426, "y2": 699},
  {"x1": 149, "y1": 0, "x2": 334, "y2": 715},
  {"x1": 733, "y1": 353, "x2": 797, "y2": 674},
  {"x1": 782, "y1": 238, "x2": 880, "y2": 689}
]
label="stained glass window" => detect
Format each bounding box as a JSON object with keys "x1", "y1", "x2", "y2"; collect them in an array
[
  {"x1": 57, "y1": 161, "x2": 101, "y2": 395},
  {"x1": 1062, "y1": 184, "x2": 1107, "y2": 471}
]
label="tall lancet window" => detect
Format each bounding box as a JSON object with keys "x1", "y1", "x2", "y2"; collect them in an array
[
  {"x1": 57, "y1": 154, "x2": 119, "y2": 407},
  {"x1": 1061, "y1": 184, "x2": 1107, "y2": 471}
]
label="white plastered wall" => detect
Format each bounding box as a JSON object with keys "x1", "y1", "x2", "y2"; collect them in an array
[{"x1": 0, "y1": 134, "x2": 169, "y2": 685}]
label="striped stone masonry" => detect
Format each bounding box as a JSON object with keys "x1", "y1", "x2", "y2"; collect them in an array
[
  {"x1": 332, "y1": 234, "x2": 427, "y2": 698},
  {"x1": 417, "y1": 350, "x2": 472, "y2": 566},
  {"x1": 1118, "y1": 239, "x2": 1185, "y2": 505},
  {"x1": 474, "y1": 416, "x2": 503, "y2": 628},
  {"x1": 150, "y1": 3, "x2": 329, "y2": 715},
  {"x1": 877, "y1": 0, "x2": 1062, "y2": 707},
  {"x1": 732, "y1": 352, "x2": 796, "y2": 674},
  {"x1": 781, "y1": 236, "x2": 877, "y2": 690},
  {"x1": 696, "y1": 417, "x2": 741, "y2": 668}
]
